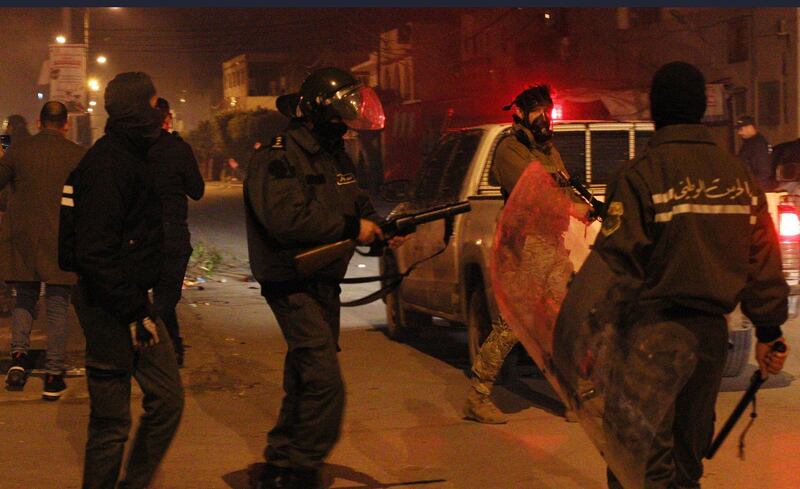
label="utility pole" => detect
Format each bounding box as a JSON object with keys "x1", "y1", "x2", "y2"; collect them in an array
[
  {"x1": 83, "y1": 7, "x2": 90, "y2": 47},
  {"x1": 62, "y1": 7, "x2": 71, "y2": 41}
]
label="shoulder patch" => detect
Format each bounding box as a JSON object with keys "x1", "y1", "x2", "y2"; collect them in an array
[
  {"x1": 268, "y1": 158, "x2": 295, "y2": 179},
  {"x1": 601, "y1": 201, "x2": 623, "y2": 237},
  {"x1": 270, "y1": 136, "x2": 285, "y2": 149}
]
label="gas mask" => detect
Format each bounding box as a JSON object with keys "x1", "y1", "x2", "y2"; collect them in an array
[
  {"x1": 513, "y1": 106, "x2": 554, "y2": 145},
  {"x1": 528, "y1": 109, "x2": 553, "y2": 144}
]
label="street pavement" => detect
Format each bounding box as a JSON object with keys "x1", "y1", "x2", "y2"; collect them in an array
[{"x1": 0, "y1": 182, "x2": 798, "y2": 489}]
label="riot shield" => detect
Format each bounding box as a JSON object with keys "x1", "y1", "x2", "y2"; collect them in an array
[
  {"x1": 490, "y1": 160, "x2": 577, "y2": 402},
  {"x1": 491, "y1": 162, "x2": 699, "y2": 489}
]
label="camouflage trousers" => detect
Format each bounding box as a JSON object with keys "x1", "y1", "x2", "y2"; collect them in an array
[{"x1": 470, "y1": 316, "x2": 518, "y2": 396}]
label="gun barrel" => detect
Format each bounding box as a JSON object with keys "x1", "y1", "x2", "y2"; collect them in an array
[{"x1": 410, "y1": 201, "x2": 471, "y2": 225}]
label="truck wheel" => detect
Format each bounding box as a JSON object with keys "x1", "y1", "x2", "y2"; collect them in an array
[
  {"x1": 385, "y1": 287, "x2": 431, "y2": 340},
  {"x1": 467, "y1": 284, "x2": 493, "y2": 366},
  {"x1": 722, "y1": 317, "x2": 753, "y2": 377}
]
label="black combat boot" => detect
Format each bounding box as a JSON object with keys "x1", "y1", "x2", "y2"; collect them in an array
[
  {"x1": 255, "y1": 464, "x2": 293, "y2": 489},
  {"x1": 289, "y1": 468, "x2": 322, "y2": 489}
]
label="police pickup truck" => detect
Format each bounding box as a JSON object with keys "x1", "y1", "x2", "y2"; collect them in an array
[{"x1": 381, "y1": 121, "x2": 800, "y2": 377}]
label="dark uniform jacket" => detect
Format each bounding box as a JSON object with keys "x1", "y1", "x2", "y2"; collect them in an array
[
  {"x1": 0, "y1": 129, "x2": 85, "y2": 284},
  {"x1": 148, "y1": 129, "x2": 204, "y2": 254},
  {"x1": 244, "y1": 120, "x2": 378, "y2": 291},
  {"x1": 594, "y1": 124, "x2": 788, "y2": 342},
  {"x1": 738, "y1": 132, "x2": 772, "y2": 190},
  {"x1": 60, "y1": 132, "x2": 163, "y2": 324}
]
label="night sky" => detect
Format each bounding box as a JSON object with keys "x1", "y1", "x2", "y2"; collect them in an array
[{"x1": 0, "y1": 7, "x2": 456, "y2": 131}]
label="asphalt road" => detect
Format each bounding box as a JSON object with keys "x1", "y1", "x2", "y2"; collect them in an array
[{"x1": 0, "y1": 183, "x2": 798, "y2": 489}]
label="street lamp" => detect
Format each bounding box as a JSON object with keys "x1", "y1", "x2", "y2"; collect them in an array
[
  {"x1": 96, "y1": 55, "x2": 107, "y2": 64},
  {"x1": 88, "y1": 78, "x2": 100, "y2": 92},
  {"x1": 89, "y1": 100, "x2": 97, "y2": 107},
  {"x1": 55, "y1": 35, "x2": 66, "y2": 44},
  {"x1": 37, "y1": 92, "x2": 44, "y2": 100}
]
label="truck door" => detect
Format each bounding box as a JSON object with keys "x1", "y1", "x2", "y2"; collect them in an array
[{"x1": 402, "y1": 130, "x2": 483, "y2": 315}]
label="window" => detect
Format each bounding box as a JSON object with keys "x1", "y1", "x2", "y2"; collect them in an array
[
  {"x1": 590, "y1": 131, "x2": 630, "y2": 184},
  {"x1": 553, "y1": 131, "x2": 587, "y2": 182},
  {"x1": 758, "y1": 81, "x2": 781, "y2": 127},
  {"x1": 732, "y1": 90, "x2": 747, "y2": 118},
  {"x1": 413, "y1": 131, "x2": 482, "y2": 205},
  {"x1": 728, "y1": 17, "x2": 749, "y2": 63}
]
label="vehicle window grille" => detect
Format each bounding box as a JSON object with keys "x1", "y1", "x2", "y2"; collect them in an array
[
  {"x1": 553, "y1": 131, "x2": 587, "y2": 182},
  {"x1": 634, "y1": 131, "x2": 653, "y2": 157},
  {"x1": 590, "y1": 131, "x2": 630, "y2": 184}
]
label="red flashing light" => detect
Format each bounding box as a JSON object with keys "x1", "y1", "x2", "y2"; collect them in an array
[
  {"x1": 779, "y1": 208, "x2": 800, "y2": 239},
  {"x1": 552, "y1": 104, "x2": 563, "y2": 121}
]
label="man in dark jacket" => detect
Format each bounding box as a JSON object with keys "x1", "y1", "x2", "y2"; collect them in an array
[
  {"x1": 150, "y1": 97, "x2": 204, "y2": 366},
  {"x1": 60, "y1": 72, "x2": 184, "y2": 489},
  {"x1": 736, "y1": 115, "x2": 772, "y2": 190},
  {"x1": 245, "y1": 67, "x2": 403, "y2": 489},
  {"x1": 594, "y1": 62, "x2": 789, "y2": 489},
  {"x1": 0, "y1": 101, "x2": 85, "y2": 399}
]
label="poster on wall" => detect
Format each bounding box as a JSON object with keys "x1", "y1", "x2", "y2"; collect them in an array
[{"x1": 49, "y1": 44, "x2": 87, "y2": 113}]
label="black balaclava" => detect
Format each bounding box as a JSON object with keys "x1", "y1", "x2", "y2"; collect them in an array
[
  {"x1": 311, "y1": 106, "x2": 348, "y2": 152},
  {"x1": 104, "y1": 72, "x2": 162, "y2": 149},
  {"x1": 649, "y1": 61, "x2": 707, "y2": 130}
]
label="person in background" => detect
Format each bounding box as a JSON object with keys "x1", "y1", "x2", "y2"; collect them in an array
[
  {"x1": 0, "y1": 101, "x2": 85, "y2": 399},
  {"x1": 736, "y1": 115, "x2": 773, "y2": 190},
  {"x1": 150, "y1": 97, "x2": 204, "y2": 366}
]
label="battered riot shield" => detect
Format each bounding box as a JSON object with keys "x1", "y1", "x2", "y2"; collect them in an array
[{"x1": 491, "y1": 162, "x2": 699, "y2": 489}]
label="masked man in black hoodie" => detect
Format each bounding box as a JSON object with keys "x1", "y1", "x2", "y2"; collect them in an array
[{"x1": 59, "y1": 72, "x2": 184, "y2": 489}]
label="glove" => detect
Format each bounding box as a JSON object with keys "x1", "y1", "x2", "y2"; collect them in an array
[{"x1": 129, "y1": 317, "x2": 160, "y2": 350}]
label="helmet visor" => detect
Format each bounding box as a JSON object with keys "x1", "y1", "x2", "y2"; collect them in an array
[{"x1": 331, "y1": 85, "x2": 385, "y2": 130}]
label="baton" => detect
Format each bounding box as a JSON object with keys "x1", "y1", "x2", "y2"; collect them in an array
[{"x1": 706, "y1": 341, "x2": 786, "y2": 459}]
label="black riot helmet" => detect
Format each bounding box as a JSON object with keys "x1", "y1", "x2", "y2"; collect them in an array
[
  {"x1": 502, "y1": 85, "x2": 554, "y2": 144},
  {"x1": 296, "y1": 67, "x2": 385, "y2": 131}
]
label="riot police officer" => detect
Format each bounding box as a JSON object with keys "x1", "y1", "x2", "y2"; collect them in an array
[
  {"x1": 245, "y1": 67, "x2": 402, "y2": 489},
  {"x1": 464, "y1": 85, "x2": 588, "y2": 424},
  {"x1": 594, "y1": 62, "x2": 790, "y2": 489}
]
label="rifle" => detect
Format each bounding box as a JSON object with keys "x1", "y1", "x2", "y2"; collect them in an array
[
  {"x1": 706, "y1": 341, "x2": 787, "y2": 459},
  {"x1": 294, "y1": 201, "x2": 472, "y2": 277},
  {"x1": 556, "y1": 169, "x2": 606, "y2": 220}
]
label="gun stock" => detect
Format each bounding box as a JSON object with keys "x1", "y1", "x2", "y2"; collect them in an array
[{"x1": 294, "y1": 240, "x2": 357, "y2": 278}]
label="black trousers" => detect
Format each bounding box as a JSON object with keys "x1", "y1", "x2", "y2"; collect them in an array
[
  {"x1": 263, "y1": 281, "x2": 345, "y2": 470},
  {"x1": 607, "y1": 314, "x2": 728, "y2": 489},
  {"x1": 73, "y1": 283, "x2": 184, "y2": 489}
]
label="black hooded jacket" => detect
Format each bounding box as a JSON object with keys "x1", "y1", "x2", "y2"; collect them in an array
[{"x1": 59, "y1": 74, "x2": 164, "y2": 323}]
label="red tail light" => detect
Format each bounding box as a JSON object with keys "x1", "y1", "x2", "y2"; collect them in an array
[{"x1": 779, "y1": 205, "x2": 800, "y2": 239}]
